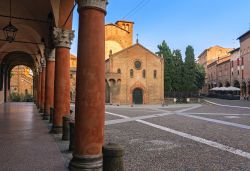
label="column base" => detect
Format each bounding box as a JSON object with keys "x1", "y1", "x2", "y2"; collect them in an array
[
  {"x1": 42, "y1": 113, "x2": 49, "y2": 120},
  {"x1": 69, "y1": 154, "x2": 102, "y2": 171},
  {"x1": 49, "y1": 126, "x2": 63, "y2": 134},
  {"x1": 39, "y1": 108, "x2": 45, "y2": 113}
]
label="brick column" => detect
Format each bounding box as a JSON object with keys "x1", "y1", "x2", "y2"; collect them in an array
[
  {"x1": 51, "y1": 28, "x2": 74, "y2": 133},
  {"x1": 39, "y1": 58, "x2": 46, "y2": 113},
  {"x1": 37, "y1": 68, "x2": 42, "y2": 109},
  {"x1": 34, "y1": 72, "x2": 39, "y2": 107},
  {"x1": 69, "y1": 1, "x2": 107, "y2": 170},
  {"x1": 43, "y1": 49, "x2": 55, "y2": 120}
]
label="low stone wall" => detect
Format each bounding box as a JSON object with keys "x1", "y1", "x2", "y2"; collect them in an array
[{"x1": 164, "y1": 97, "x2": 202, "y2": 104}]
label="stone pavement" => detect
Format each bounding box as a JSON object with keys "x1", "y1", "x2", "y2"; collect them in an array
[
  {"x1": 0, "y1": 103, "x2": 68, "y2": 171},
  {"x1": 104, "y1": 100, "x2": 250, "y2": 171},
  {"x1": 1, "y1": 101, "x2": 249, "y2": 171}
]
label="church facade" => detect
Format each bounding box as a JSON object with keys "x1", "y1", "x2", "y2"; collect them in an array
[{"x1": 105, "y1": 21, "x2": 164, "y2": 104}]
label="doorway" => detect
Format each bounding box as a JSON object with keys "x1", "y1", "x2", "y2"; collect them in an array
[{"x1": 133, "y1": 88, "x2": 143, "y2": 104}]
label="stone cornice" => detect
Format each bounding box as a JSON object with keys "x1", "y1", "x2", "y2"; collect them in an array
[
  {"x1": 45, "y1": 49, "x2": 56, "y2": 62},
  {"x1": 76, "y1": 0, "x2": 108, "y2": 12},
  {"x1": 53, "y1": 27, "x2": 74, "y2": 49}
]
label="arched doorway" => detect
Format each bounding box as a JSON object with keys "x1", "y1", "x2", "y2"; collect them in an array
[
  {"x1": 9, "y1": 65, "x2": 34, "y2": 102},
  {"x1": 234, "y1": 80, "x2": 240, "y2": 88},
  {"x1": 133, "y1": 88, "x2": 143, "y2": 104},
  {"x1": 218, "y1": 82, "x2": 223, "y2": 87},
  {"x1": 1, "y1": 52, "x2": 37, "y2": 103},
  {"x1": 225, "y1": 81, "x2": 230, "y2": 87}
]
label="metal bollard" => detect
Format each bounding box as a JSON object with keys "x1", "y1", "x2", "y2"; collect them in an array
[
  {"x1": 103, "y1": 143, "x2": 124, "y2": 171},
  {"x1": 69, "y1": 121, "x2": 75, "y2": 151},
  {"x1": 49, "y1": 107, "x2": 54, "y2": 123},
  {"x1": 62, "y1": 115, "x2": 71, "y2": 141}
]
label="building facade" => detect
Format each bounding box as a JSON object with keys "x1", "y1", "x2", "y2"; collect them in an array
[
  {"x1": 238, "y1": 30, "x2": 250, "y2": 97},
  {"x1": 198, "y1": 30, "x2": 250, "y2": 98},
  {"x1": 104, "y1": 20, "x2": 164, "y2": 104},
  {"x1": 105, "y1": 43, "x2": 164, "y2": 104},
  {"x1": 197, "y1": 46, "x2": 233, "y2": 93},
  {"x1": 105, "y1": 21, "x2": 134, "y2": 59}
]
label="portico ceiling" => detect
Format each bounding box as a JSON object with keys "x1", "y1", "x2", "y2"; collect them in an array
[{"x1": 0, "y1": 0, "x2": 60, "y2": 65}]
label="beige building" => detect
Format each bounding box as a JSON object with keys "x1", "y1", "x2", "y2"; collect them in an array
[
  {"x1": 105, "y1": 21, "x2": 134, "y2": 59},
  {"x1": 104, "y1": 20, "x2": 164, "y2": 104},
  {"x1": 198, "y1": 30, "x2": 250, "y2": 98},
  {"x1": 197, "y1": 45, "x2": 233, "y2": 93},
  {"x1": 10, "y1": 65, "x2": 33, "y2": 96},
  {"x1": 70, "y1": 54, "x2": 77, "y2": 102},
  {"x1": 69, "y1": 20, "x2": 164, "y2": 104},
  {"x1": 207, "y1": 55, "x2": 231, "y2": 90},
  {"x1": 105, "y1": 43, "x2": 164, "y2": 104}
]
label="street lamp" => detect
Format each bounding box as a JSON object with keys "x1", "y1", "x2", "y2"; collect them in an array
[
  {"x1": 2, "y1": 0, "x2": 18, "y2": 43},
  {"x1": 3, "y1": 22, "x2": 18, "y2": 43}
]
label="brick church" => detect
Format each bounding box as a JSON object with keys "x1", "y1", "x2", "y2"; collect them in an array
[{"x1": 105, "y1": 21, "x2": 164, "y2": 104}]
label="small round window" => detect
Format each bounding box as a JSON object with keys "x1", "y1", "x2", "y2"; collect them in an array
[{"x1": 134, "y1": 60, "x2": 141, "y2": 70}]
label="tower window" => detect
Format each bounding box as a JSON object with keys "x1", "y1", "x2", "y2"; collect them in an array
[
  {"x1": 154, "y1": 70, "x2": 157, "y2": 79},
  {"x1": 117, "y1": 68, "x2": 121, "y2": 74},
  {"x1": 142, "y1": 69, "x2": 146, "y2": 78},
  {"x1": 130, "y1": 69, "x2": 134, "y2": 78}
]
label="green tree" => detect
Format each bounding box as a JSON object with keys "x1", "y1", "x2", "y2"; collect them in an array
[
  {"x1": 156, "y1": 41, "x2": 174, "y2": 95},
  {"x1": 183, "y1": 45, "x2": 196, "y2": 91},
  {"x1": 172, "y1": 49, "x2": 183, "y2": 91},
  {"x1": 194, "y1": 64, "x2": 205, "y2": 90}
]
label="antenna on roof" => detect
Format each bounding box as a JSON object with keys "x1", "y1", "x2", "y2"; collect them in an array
[{"x1": 136, "y1": 34, "x2": 139, "y2": 44}]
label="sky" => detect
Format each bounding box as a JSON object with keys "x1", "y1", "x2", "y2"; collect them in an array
[{"x1": 71, "y1": 0, "x2": 250, "y2": 59}]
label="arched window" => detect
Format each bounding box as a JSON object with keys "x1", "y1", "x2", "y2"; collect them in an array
[
  {"x1": 117, "y1": 68, "x2": 121, "y2": 74},
  {"x1": 130, "y1": 69, "x2": 134, "y2": 78},
  {"x1": 154, "y1": 70, "x2": 157, "y2": 79},
  {"x1": 142, "y1": 69, "x2": 146, "y2": 78}
]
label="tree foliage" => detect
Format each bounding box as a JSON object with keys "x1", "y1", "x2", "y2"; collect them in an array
[
  {"x1": 194, "y1": 64, "x2": 206, "y2": 90},
  {"x1": 157, "y1": 42, "x2": 205, "y2": 95},
  {"x1": 183, "y1": 45, "x2": 196, "y2": 91},
  {"x1": 172, "y1": 49, "x2": 183, "y2": 91},
  {"x1": 156, "y1": 41, "x2": 174, "y2": 94}
]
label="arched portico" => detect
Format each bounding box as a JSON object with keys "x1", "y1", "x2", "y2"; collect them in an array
[
  {"x1": 234, "y1": 80, "x2": 240, "y2": 88},
  {"x1": 225, "y1": 81, "x2": 230, "y2": 87},
  {"x1": 0, "y1": 0, "x2": 108, "y2": 170},
  {"x1": 1, "y1": 51, "x2": 37, "y2": 103},
  {"x1": 218, "y1": 82, "x2": 223, "y2": 87}
]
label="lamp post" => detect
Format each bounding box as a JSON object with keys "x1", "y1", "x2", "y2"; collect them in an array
[{"x1": 2, "y1": 0, "x2": 18, "y2": 43}]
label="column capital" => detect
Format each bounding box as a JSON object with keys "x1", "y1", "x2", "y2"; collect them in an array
[
  {"x1": 41, "y1": 57, "x2": 46, "y2": 67},
  {"x1": 53, "y1": 27, "x2": 74, "y2": 49},
  {"x1": 39, "y1": 67, "x2": 43, "y2": 73},
  {"x1": 45, "y1": 48, "x2": 56, "y2": 62},
  {"x1": 76, "y1": 0, "x2": 108, "y2": 12}
]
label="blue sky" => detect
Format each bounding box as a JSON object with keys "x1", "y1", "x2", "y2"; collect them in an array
[{"x1": 71, "y1": 0, "x2": 250, "y2": 59}]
